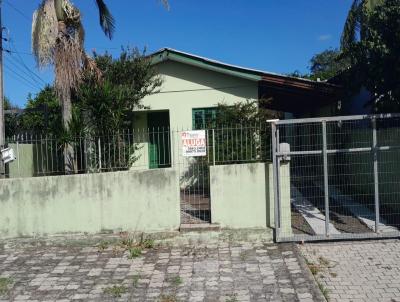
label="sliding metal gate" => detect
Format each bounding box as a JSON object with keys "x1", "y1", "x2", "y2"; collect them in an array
[{"x1": 271, "y1": 114, "x2": 400, "y2": 242}]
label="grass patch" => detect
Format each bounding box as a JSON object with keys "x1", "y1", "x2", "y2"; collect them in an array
[
  {"x1": 103, "y1": 285, "x2": 127, "y2": 298},
  {"x1": 97, "y1": 240, "x2": 110, "y2": 252},
  {"x1": 318, "y1": 256, "x2": 330, "y2": 267},
  {"x1": 240, "y1": 251, "x2": 248, "y2": 261},
  {"x1": 120, "y1": 237, "x2": 134, "y2": 249},
  {"x1": 141, "y1": 238, "x2": 155, "y2": 249},
  {"x1": 317, "y1": 281, "x2": 329, "y2": 301},
  {"x1": 0, "y1": 278, "x2": 13, "y2": 296},
  {"x1": 170, "y1": 276, "x2": 182, "y2": 286},
  {"x1": 159, "y1": 294, "x2": 178, "y2": 302},
  {"x1": 226, "y1": 294, "x2": 239, "y2": 302},
  {"x1": 132, "y1": 275, "x2": 140, "y2": 287},
  {"x1": 128, "y1": 247, "x2": 142, "y2": 259},
  {"x1": 307, "y1": 262, "x2": 321, "y2": 276}
]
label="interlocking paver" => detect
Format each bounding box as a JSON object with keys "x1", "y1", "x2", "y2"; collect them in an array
[
  {"x1": 0, "y1": 236, "x2": 324, "y2": 301},
  {"x1": 300, "y1": 239, "x2": 400, "y2": 302}
]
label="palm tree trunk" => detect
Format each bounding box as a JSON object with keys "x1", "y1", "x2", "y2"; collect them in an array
[
  {"x1": 55, "y1": 17, "x2": 77, "y2": 174},
  {"x1": 60, "y1": 88, "x2": 76, "y2": 174}
]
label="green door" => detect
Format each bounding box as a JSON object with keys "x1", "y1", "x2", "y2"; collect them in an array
[{"x1": 147, "y1": 111, "x2": 171, "y2": 169}]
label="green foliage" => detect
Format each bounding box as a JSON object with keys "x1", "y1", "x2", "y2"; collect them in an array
[
  {"x1": 318, "y1": 281, "x2": 330, "y2": 301},
  {"x1": 19, "y1": 86, "x2": 62, "y2": 134},
  {"x1": 308, "y1": 49, "x2": 350, "y2": 81},
  {"x1": 0, "y1": 277, "x2": 13, "y2": 296},
  {"x1": 132, "y1": 275, "x2": 140, "y2": 287},
  {"x1": 76, "y1": 47, "x2": 162, "y2": 134},
  {"x1": 343, "y1": 0, "x2": 400, "y2": 112},
  {"x1": 4, "y1": 98, "x2": 21, "y2": 138},
  {"x1": 170, "y1": 276, "x2": 183, "y2": 286},
  {"x1": 225, "y1": 294, "x2": 239, "y2": 302},
  {"x1": 4, "y1": 87, "x2": 62, "y2": 137},
  {"x1": 103, "y1": 285, "x2": 126, "y2": 298},
  {"x1": 288, "y1": 49, "x2": 350, "y2": 81},
  {"x1": 141, "y1": 238, "x2": 155, "y2": 249},
  {"x1": 212, "y1": 100, "x2": 279, "y2": 163},
  {"x1": 128, "y1": 247, "x2": 142, "y2": 259},
  {"x1": 216, "y1": 100, "x2": 277, "y2": 127},
  {"x1": 341, "y1": 0, "x2": 384, "y2": 50},
  {"x1": 97, "y1": 240, "x2": 110, "y2": 251}
]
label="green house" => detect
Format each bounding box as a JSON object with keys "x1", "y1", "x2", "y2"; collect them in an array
[{"x1": 132, "y1": 48, "x2": 340, "y2": 169}]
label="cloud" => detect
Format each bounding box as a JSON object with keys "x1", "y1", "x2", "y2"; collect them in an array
[{"x1": 318, "y1": 34, "x2": 332, "y2": 41}]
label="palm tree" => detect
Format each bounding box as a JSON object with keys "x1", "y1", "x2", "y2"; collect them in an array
[
  {"x1": 32, "y1": 0, "x2": 115, "y2": 172},
  {"x1": 341, "y1": 0, "x2": 383, "y2": 50}
]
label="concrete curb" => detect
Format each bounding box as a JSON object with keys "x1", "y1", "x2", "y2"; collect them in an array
[{"x1": 293, "y1": 243, "x2": 327, "y2": 302}]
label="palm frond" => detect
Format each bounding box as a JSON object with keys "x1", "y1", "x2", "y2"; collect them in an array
[
  {"x1": 340, "y1": 0, "x2": 363, "y2": 50},
  {"x1": 32, "y1": 0, "x2": 58, "y2": 68},
  {"x1": 54, "y1": 32, "x2": 84, "y2": 100},
  {"x1": 364, "y1": 0, "x2": 384, "y2": 11},
  {"x1": 94, "y1": 0, "x2": 115, "y2": 39}
]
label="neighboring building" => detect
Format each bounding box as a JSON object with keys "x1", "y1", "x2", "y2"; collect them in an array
[{"x1": 132, "y1": 48, "x2": 341, "y2": 169}]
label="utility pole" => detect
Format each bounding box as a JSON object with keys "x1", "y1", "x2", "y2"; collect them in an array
[{"x1": 0, "y1": 0, "x2": 4, "y2": 178}]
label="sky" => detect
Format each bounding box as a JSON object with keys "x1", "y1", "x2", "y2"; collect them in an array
[{"x1": 2, "y1": 0, "x2": 353, "y2": 107}]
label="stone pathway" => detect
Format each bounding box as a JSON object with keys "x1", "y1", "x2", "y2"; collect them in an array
[
  {"x1": 300, "y1": 239, "x2": 400, "y2": 302},
  {"x1": 0, "y1": 236, "x2": 324, "y2": 302}
]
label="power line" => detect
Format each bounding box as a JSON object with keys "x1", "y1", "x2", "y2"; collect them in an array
[
  {"x1": 4, "y1": 63, "x2": 42, "y2": 90},
  {"x1": 4, "y1": 63, "x2": 41, "y2": 90},
  {"x1": 8, "y1": 39, "x2": 47, "y2": 85},
  {"x1": 5, "y1": 57, "x2": 46, "y2": 87},
  {"x1": 2, "y1": 49, "x2": 33, "y2": 56},
  {"x1": 3, "y1": 70, "x2": 38, "y2": 92}
]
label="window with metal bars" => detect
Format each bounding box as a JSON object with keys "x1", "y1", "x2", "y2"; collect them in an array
[{"x1": 192, "y1": 107, "x2": 217, "y2": 130}]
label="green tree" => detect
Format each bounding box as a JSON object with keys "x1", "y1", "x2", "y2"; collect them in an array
[
  {"x1": 288, "y1": 49, "x2": 350, "y2": 81},
  {"x1": 308, "y1": 49, "x2": 350, "y2": 81},
  {"x1": 72, "y1": 48, "x2": 162, "y2": 171},
  {"x1": 4, "y1": 98, "x2": 20, "y2": 138},
  {"x1": 75, "y1": 48, "x2": 162, "y2": 134},
  {"x1": 341, "y1": 0, "x2": 383, "y2": 50},
  {"x1": 212, "y1": 100, "x2": 280, "y2": 163},
  {"x1": 32, "y1": 0, "x2": 116, "y2": 171},
  {"x1": 344, "y1": 0, "x2": 400, "y2": 112},
  {"x1": 32, "y1": 0, "x2": 115, "y2": 129},
  {"x1": 20, "y1": 86, "x2": 62, "y2": 134}
]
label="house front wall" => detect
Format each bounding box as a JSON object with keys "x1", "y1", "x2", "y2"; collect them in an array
[
  {"x1": 132, "y1": 60, "x2": 259, "y2": 169},
  {"x1": 139, "y1": 60, "x2": 259, "y2": 130}
]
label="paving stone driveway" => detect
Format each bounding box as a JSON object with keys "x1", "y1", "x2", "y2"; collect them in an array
[
  {"x1": 300, "y1": 239, "x2": 400, "y2": 302},
  {"x1": 0, "y1": 237, "x2": 324, "y2": 302}
]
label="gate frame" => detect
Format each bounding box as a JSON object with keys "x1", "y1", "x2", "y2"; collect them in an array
[{"x1": 269, "y1": 113, "x2": 400, "y2": 242}]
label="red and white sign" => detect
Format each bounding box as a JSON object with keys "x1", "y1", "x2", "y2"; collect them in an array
[{"x1": 181, "y1": 130, "x2": 207, "y2": 157}]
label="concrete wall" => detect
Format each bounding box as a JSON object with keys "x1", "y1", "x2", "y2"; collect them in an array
[
  {"x1": 0, "y1": 168, "x2": 180, "y2": 239},
  {"x1": 210, "y1": 162, "x2": 291, "y2": 232},
  {"x1": 210, "y1": 163, "x2": 270, "y2": 229},
  {"x1": 7, "y1": 143, "x2": 62, "y2": 178}
]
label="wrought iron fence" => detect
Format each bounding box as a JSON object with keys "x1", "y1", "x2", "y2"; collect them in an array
[
  {"x1": 271, "y1": 114, "x2": 400, "y2": 242},
  {"x1": 4, "y1": 124, "x2": 271, "y2": 224}
]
